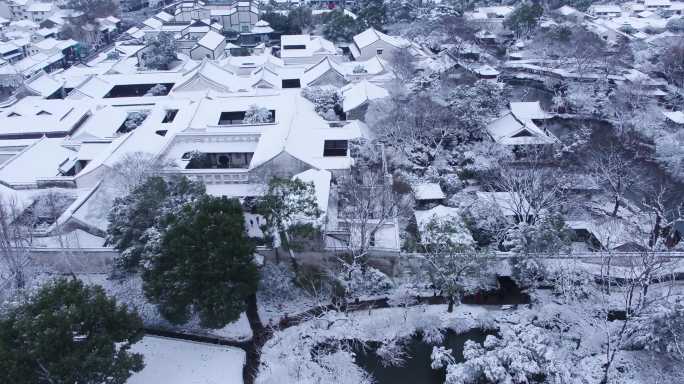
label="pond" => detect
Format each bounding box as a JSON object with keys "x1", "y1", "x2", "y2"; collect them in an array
[
  {"x1": 462, "y1": 276, "x2": 531, "y2": 305},
  {"x1": 353, "y1": 329, "x2": 495, "y2": 384}
]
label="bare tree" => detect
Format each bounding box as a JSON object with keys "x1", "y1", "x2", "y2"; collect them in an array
[
  {"x1": 588, "y1": 147, "x2": 642, "y2": 217},
  {"x1": 389, "y1": 47, "x2": 417, "y2": 82},
  {"x1": 0, "y1": 197, "x2": 33, "y2": 295},
  {"x1": 106, "y1": 151, "x2": 174, "y2": 195},
  {"x1": 494, "y1": 157, "x2": 569, "y2": 224},
  {"x1": 660, "y1": 40, "x2": 684, "y2": 87},
  {"x1": 420, "y1": 216, "x2": 492, "y2": 312},
  {"x1": 595, "y1": 247, "x2": 676, "y2": 384},
  {"x1": 332, "y1": 141, "x2": 411, "y2": 272}
]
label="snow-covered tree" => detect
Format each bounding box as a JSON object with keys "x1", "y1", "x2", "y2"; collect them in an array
[
  {"x1": 144, "y1": 84, "x2": 167, "y2": 96},
  {"x1": 243, "y1": 104, "x2": 273, "y2": 124},
  {"x1": 143, "y1": 196, "x2": 259, "y2": 328},
  {"x1": 655, "y1": 130, "x2": 684, "y2": 182},
  {"x1": 256, "y1": 177, "x2": 320, "y2": 269},
  {"x1": 421, "y1": 215, "x2": 491, "y2": 312},
  {"x1": 0, "y1": 278, "x2": 144, "y2": 384},
  {"x1": 107, "y1": 176, "x2": 205, "y2": 272},
  {"x1": 494, "y1": 157, "x2": 568, "y2": 225},
  {"x1": 301, "y1": 87, "x2": 343, "y2": 120},
  {"x1": 588, "y1": 146, "x2": 642, "y2": 217},
  {"x1": 119, "y1": 111, "x2": 150, "y2": 133},
  {"x1": 460, "y1": 194, "x2": 508, "y2": 248},
  {"x1": 503, "y1": 1, "x2": 543, "y2": 38},
  {"x1": 445, "y1": 324, "x2": 567, "y2": 384},
  {"x1": 0, "y1": 197, "x2": 33, "y2": 295},
  {"x1": 390, "y1": 47, "x2": 417, "y2": 81},
  {"x1": 140, "y1": 32, "x2": 177, "y2": 70}
]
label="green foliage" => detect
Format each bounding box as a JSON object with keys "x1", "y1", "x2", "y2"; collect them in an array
[
  {"x1": 356, "y1": 0, "x2": 388, "y2": 31},
  {"x1": 107, "y1": 176, "x2": 205, "y2": 272},
  {"x1": 503, "y1": 214, "x2": 573, "y2": 254},
  {"x1": 322, "y1": 10, "x2": 361, "y2": 42},
  {"x1": 65, "y1": 0, "x2": 117, "y2": 24},
  {"x1": 503, "y1": 1, "x2": 544, "y2": 37},
  {"x1": 257, "y1": 177, "x2": 321, "y2": 237},
  {"x1": 143, "y1": 196, "x2": 258, "y2": 328},
  {"x1": 0, "y1": 279, "x2": 144, "y2": 384},
  {"x1": 262, "y1": 7, "x2": 312, "y2": 35},
  {"x1": 140, "y1": 32, "x2": 177, "y2": 70},
  {"x1": 667, "y1": 17, "x2": 684, "y2": 33}
]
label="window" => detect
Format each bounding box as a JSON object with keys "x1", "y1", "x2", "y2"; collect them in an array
[
  {"x1": 218, "y1": 111, "x2": 246, "y2": 125},
  {"x1": 282, "y1": 79, "x2": 301, "y2": 88},
  {"x1": 323, "y1": 140, "x2": 348, "y2": 157},
  {"x1": 162, "y1": 109, "x2": 179, "y2": 123},
  {"x1": 218, "y1": 110, "x2": 276, "y2": 125},
  {"x1": 283, "y1": 44, "x2": 306, "y2": 50},
  {"x1": 376, "y1": 49, "x2": 383, "y2": 55},
  {"x1": 511, "y1": 129, "x2": 533, "y2": 138}
]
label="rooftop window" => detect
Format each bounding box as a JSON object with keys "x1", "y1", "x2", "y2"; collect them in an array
[
  {"x1": 162, "y1": 109, "x2": 179, "y2": 123},
  {"x1": 323, "y1": 140, "x2": 348, "y2": 157},
  {"x1": 184, "y1": 152, "x2": 253, "y2": 169},
  {"x1": 218, "y1": 109, "x2": 275, "y2": 125},
  {"x1": 283, "y1": 44, "x2": 306, "y2": 50}
]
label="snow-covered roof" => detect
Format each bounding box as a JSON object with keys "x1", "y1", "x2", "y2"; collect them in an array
[
  {"x1": 414, "y1": 205, "x2": 458, "y2": 227},
  {"x1": 143, "y1": 17, "x2": 163, "y2": 30},
  {"x1": 251, "y1": 20, "x2": 274, "y2": 34},
  {"x1": 0, "y1": 137, "x2": 72, "y2": 187},
  {"x1": 24, "y1": 72, "x2": 63, "y2": 97},
  {"x1": 487, "y1": 113, "x2": 557, "y2": 145},
  {"x1": 26, "y1": 2, "x2": 53, "y2": 12},
  {"x1": 557, "y1": 5, "x2": 578, "y2": 16},
  {"x1": 475, "y1": 192, "x2": 529, "y2": 217},
  {"x1": 472, "y1": 64, "x2": 500, "y2": 77},
  {"x1": 14, "y1": 52, "x2": 64, "y2": 76},
  {"x1": 414, "y1": 205, "x2": 474, "y2": 246},
  {"x1": 173, "y1": 59, "x2": 251, "y2": 93},
  {"x1": 33, "y1": 38, "x2": 78, "y2": 52},
  {"x1": 589, "y1": 4, "x2": 622, "y2": 14},
  {"x1": 155, "y1": 11, "x2": 174, "y2": 22},
  {"x1": 197, "y1": 30, "x2": 224, "y2": 50},
  {"x1": 0, "y1": 98, "x2": 91, "y2": 138},
  {"x1": 645, "y1": 0, "x2": 671, "y2": 7},
  {"x1": 294, "y1": 169, "x2": 331, "y2": 213},
  {"x1": 352, "y1": 28, "x2": 408, "y2": 50},
  {"x1": 280, "y1": 34, "x2": 336, "y2": 59},
  {"x1": 301, "y1": 57, "x2": 345, "y2": 86},
  {"x1": 510, "y1": 101, "x2": 551, "y2": 120},
  {"x1": 412, "y1": 183, "x2": 445, "y2": 200},
  {"x1": 663, "y1": 111, "x2": 684, "y2": 124},
  {"x1": 341, "y1": 80, "x2": 389, "y2": 112}
]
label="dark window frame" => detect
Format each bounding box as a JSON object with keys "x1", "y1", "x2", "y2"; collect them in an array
[{"x1": 323, "y1": 140, "x2": 348, "y2": 157}]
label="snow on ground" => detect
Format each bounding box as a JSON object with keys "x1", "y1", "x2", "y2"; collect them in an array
[
  {"x1": 257, "y1": 304, "x2": 497, "y2": 384},
  {"x1": 128, "y1": 336, "x2": 245, "y2": 384},
  {"x1": 34, "y1": 273, "x2": 253, "y2": 342}
]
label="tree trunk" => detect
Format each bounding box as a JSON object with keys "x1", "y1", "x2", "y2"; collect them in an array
[
  {"x1": 612, "y1": 195, "x2": 620, "y2": 217},
  {"x1": 447, "y1": 296, "x2": 454, "y2": 313},
  {"x1": 281, "y1": 231, "x2": 299, "y2": 274},
  {"x1": 245, "y1": 293, "x2": 264, "y2": 335}
]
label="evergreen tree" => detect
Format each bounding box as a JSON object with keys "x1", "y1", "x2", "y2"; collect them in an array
[
  {"x1": 143, "y1": 196, "x2": 259, "y2": 328},
  {"x1": 0, "y1": 279, "x2": 144, "y2": 384},
  {"x1": 503, "y1": 1, "x2": 544, "y2": 38},
  {"x1": 356, "y1": 0, "x2": 388, "y2": 31},
  {"x1": 140, "y1": 32, "x2": 178, "y2": 70},
  {"x1": 107, "y1": 176, "x2": 205, "y2": 272},
  {"x1": 257, "y1": 177, "x2": 321, "y2": 266},
  {"x1": 322, "y1": 10, "x2": 360, "y2": 42}
]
